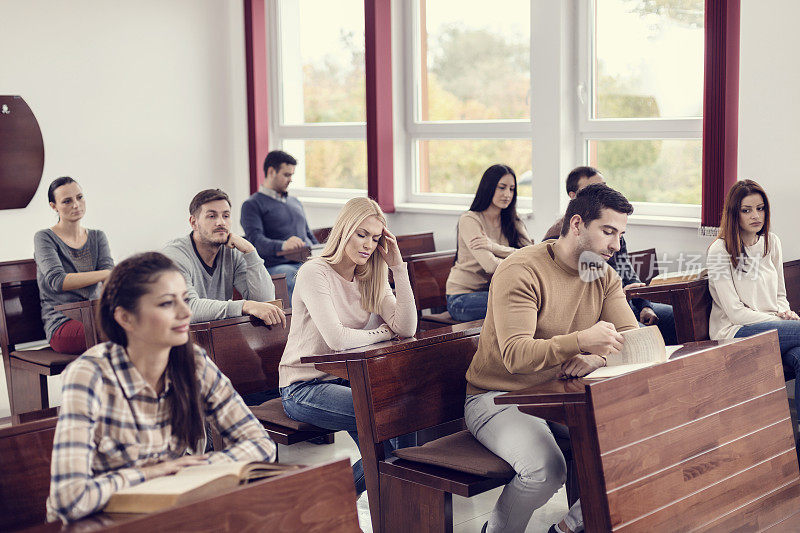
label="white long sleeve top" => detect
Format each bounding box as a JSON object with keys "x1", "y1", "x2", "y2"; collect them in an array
[
  {"x1": 278, "y1": 258, "x2": 417, "y2": 387},
  {"x1": 707, "y1": 233, "x2": 791, "y2": 340}
]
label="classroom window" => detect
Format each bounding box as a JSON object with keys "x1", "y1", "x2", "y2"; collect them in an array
[
  {"x1": 272, "y1": 0, "x2": 367, "y2": 194},
  {"x1": 407, "y1": 0, "x2": 533, "y2": 203},
  {"x1": 580, "y1": 0, "x2": 704, "y2": 216}
]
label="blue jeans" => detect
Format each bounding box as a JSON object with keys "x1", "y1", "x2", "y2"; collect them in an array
[
  {"x1": 267, "y1": 262, "x2": 301, "y2": 302},
  {"x1": 735, "y1": 321, "x2": 800, "y2": 423},
  {"x1": 280, "y1": 378, "x2": 416, "y2": 495},
  {"x1": 447, "y1": 292, "x2": 489, "y2": 322},
  {"x1": 630, "y1": 301, "x2": 677, "y2": 346}
]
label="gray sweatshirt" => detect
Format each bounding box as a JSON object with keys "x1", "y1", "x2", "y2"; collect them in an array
[
  {"x1": 34, "y1": 229, "x2": 114, "y2": 340},
  {"x1": 162, "y1": 234, "x2": 275, "y2": 323}
]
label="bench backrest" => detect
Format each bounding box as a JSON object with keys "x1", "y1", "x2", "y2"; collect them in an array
[
  {"x1": 361, "y1": 334, "x2": 480, "y2": 443},
  {"x1": 628, "y1": 247, "x2": 659, "y2": 284},
  {"x1": 587, "y1": 331, "x2": 800, "y2": 530},
  {"x1": 0, "y1": 259, "x2": 46, "y2": 349},
  {"x1": 205, "y1": 314, "x2": 293, "y2": 395},
  {"x1": 397, "y1": 232, "x2": 436, "y2": 259},
  {"x1": 271, "y1": 273, "x2": 289, "y2": 306},
  {"x1": 407, "y1": 250, "x2": 456, "y2": 312},
  {"x1": 0, "y1": 417, "x2": 57, "y2": 531},
  {"x1": 784, "y1": 259, "x2": 800, "y2": 311},
  {"x1": 312, "y1": 226, "x2": 332, "y2": 244}
]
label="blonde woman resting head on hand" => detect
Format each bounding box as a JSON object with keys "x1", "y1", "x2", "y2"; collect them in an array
[{"x1": 278, "y1": 197, "x2": 417, "y2": 497}]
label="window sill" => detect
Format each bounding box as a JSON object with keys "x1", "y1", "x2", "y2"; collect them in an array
[{"x1": 626, "y1": 214, "x2": 700, "y2": 228}]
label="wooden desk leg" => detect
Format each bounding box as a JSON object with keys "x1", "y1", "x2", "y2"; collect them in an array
[
  {"x1": 347, "y1": 361, "x2": 386, "y2": 533},
  {"x1": 564, "y1": 403, "x2": 612, "y2": 533},
  {"x1": 669, "y1": 289, "x2": 695, "y2": 344},
  {"x1": 78, "y1": 307, "x2": 99, "y2": 348}
]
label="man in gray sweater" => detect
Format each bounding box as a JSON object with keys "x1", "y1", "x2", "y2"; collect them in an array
[{"x1": 163, "y1": 189, "x2": 285, "y2": 326}]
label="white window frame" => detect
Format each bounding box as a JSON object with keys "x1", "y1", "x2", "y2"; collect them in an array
[
  {"x1": 576, "y1": 0, "x2": 703, "y2": 221},
  {"x1": 267, "y1": 0, "x2": 367, "y2": 200},
  {"x1": 400, "y1": 0, "x2": 536, "y2": 209}
]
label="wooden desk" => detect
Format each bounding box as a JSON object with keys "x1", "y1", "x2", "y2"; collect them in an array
[
  {"x1": 496, "y1": 332, "x2": 800, "y2": 531},
  {"x1": 626, "y1": 278, "x2": 711, "y2": 343},
  {"x1": 20, "y1": 459, "x2": 359, "y2": 533},
  {"x1": 301, "y1": 321, "x2": 483, "y2": 532}
]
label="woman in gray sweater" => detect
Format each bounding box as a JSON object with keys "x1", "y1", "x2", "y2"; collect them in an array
[{"x1": 34, "y1": 177, "x2": 114, "y2": 354}]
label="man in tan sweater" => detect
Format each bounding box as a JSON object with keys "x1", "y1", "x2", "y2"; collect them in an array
[{"x1": 465, "y1": 184, "x2": 639, "y2": 533}]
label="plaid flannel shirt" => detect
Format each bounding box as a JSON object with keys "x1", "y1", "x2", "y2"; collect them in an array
[{"x1": 46, "y1": 342, "x2": 275, "y2": 522}]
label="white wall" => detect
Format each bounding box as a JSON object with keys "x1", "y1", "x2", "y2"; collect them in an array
[
  {"x1": 0, "y1": 0, "x2": 249, "y2": 263},
  {"x1": 0, "y1": 0, "x2": 250, "y2": 418},
  {"x1": 738, "y1": 0, "x2": 800, "y2": 261}
]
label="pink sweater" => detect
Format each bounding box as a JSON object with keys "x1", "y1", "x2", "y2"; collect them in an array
[{"x1": 278, "y1": 258, "x2": 418, "y2": 387}]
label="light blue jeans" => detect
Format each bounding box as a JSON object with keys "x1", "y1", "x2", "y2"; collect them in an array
[
  {"x1": 734, "y1": 321, "x2": 800, "y2": 422},
  {"x1": 267, "y1": 262, "x2": 301, "y2": 302},
  {"x1": 465, "y1": 391, "x2": 583, "y2": 533},
  {"x1": 281, "y1": 378, "x2": 416, "y2": 495},
  {"x1": 447, "y1": 292, "x2": 489, "y2": 322}
]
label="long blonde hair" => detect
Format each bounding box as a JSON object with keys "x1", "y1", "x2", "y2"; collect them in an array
[{"x1": 321, "y1": 197, "x2": 388, "y2": 313}]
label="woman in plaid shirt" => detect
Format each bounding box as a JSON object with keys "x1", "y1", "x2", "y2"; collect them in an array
[{"x1": 46, "y1": 252, "x2": 276, "y2": 522}]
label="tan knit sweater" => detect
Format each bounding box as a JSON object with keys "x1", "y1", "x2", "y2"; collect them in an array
[
  {"x1": 446, "y1": 211, "x2": 532, "y2": 295},
  {"x1": 465, "y1": 241, "x2": 638, "y2": 394}
]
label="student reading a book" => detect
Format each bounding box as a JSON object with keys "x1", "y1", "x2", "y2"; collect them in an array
[
  {"x1": 34, "y1": 176, "x2": 114, "y2": 354},
  {"x1": 707, "y1": 179, "x2": 800, "y2": 436},
  {"x1": 445, "y1": 164, "x2": 533, "y2": 322},
  {"x1": 465, "y1": 184, "x2": 638, "y2": 533},
  {"x1": 278, "y1": 197, "x2": 417, "y2": 495},
  {"x1": 543, "y1": 166, "x2": 677, "y2": 345},
  {"x1": 46, "y1": 252, "x2": 276, "y2": 523}
]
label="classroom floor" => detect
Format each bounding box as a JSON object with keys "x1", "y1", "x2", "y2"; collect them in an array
[{"x1": 278, "y1": 433, "x2": 568, "y2": 532}]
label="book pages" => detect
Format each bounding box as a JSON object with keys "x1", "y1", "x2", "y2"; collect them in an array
[{"x1": 605, "y1": 326, "x2": 666, "y2": 366}]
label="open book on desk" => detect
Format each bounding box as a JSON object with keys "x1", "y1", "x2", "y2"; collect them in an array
[
  {"x1": 585, "y1": 326, "x2": 682, "y2": 379},
  {"x1": 104, "y1": 461, "x2": 302, "y2": 514}
]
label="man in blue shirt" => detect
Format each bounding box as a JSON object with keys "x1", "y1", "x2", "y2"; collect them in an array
[{"x1": 241, "y1": 150, "x2": 318, "y2": 300}]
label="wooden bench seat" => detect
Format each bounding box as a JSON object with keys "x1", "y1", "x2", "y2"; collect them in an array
[{"x1": 250, "y1": 397, "x2": 334, "y2": 446}]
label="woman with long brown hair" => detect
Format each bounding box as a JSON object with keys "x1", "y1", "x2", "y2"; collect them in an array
[
  {"x1": 46, "y1": 252, "x2": 275, "y2": 523},
  {"x1": 707, "y1": 179, "x2": 800, "y2": 436}
]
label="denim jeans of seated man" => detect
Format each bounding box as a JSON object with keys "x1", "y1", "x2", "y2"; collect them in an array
[
  {"x1": 281, "y1": 377, "x2": 417, "y2": 495},
  {"x1": 629, "y1": 301, "x2": 677, "y2": 346},
  {"x1": 447, "y1": 292, "x2": 489, "y2": 322}
]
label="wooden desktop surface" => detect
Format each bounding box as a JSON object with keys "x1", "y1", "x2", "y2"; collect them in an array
[
  {"x1": 303, "y1": 321, "x2": 482, "y2": 532},
  {"x1": 21, "y1": 459, "x2": 359, "y2": 533},
  {"x1": 496, "y1": 332, "x2": 800, "y2": 531}
]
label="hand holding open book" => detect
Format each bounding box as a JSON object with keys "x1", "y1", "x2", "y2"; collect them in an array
[
  {"x1": 583, "y1": 326, "x2": 681, "y2": 379},
  {"x1": 104, "y1": 461, "x2": 303, "y2": 514}
]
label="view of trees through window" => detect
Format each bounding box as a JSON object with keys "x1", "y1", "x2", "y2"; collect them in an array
[
  {"x1": 278, "y1": 0, "x2": 704, "y2": 206},
  {"x1": 591, "y1": 0, "x2": 704, "y2": 205}
]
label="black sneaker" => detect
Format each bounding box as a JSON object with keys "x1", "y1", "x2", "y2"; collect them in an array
[{"x1": 481, "y1": 522, "x2": 487, "y2": 533}]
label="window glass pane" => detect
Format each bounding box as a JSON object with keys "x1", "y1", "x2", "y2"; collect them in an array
[
  {"x1": 282, "y1": 139, "x2": 366, "y2": 190},
  {"x1": 588, "y1": 139, "x2": 701, "y2": 204},
  {"x1": 593, "y1": 0, "x2": 704, "y2": 119},
  {"x1": 420, "y1": 0, "x2": 530, "y2": 121},
  {"x1": 418, "y1": 140, "x2": 532, "y2": 197},
  {"x1": 279, "y1": 0, "x2": 365, "y2": 124}
]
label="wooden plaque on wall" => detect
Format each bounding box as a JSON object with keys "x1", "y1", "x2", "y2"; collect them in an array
[{"x1": 0, "y1": 96, "x2": 44, "y2": 210}]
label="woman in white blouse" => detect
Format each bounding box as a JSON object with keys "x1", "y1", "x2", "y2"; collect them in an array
[
  {"x1": 707, "y1": 179, "x2": 800, "y2": 430},
  {"x1": 278, "y1": 197, "x2": 417, "y2": 496}
]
